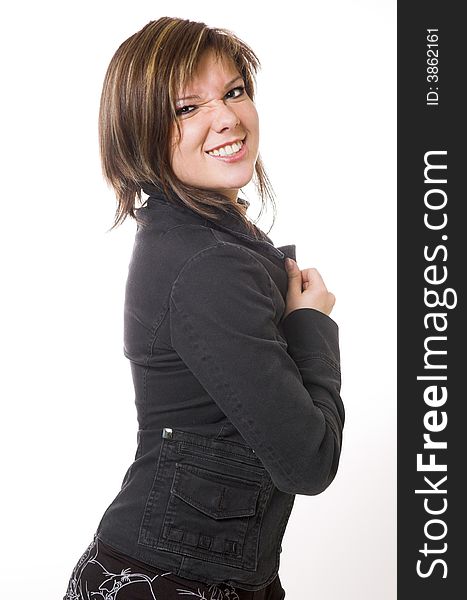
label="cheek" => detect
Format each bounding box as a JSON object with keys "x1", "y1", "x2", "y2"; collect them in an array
[
  {"x1": 170, "y1": 131, "x2": 206, "y2": 180},
  {"x1": 174, "y1": 125, "x2": 206, "y2": 160},
  {"x1": 169, "y1": 131, "x2": 194, "y2": 176},
  {"x1": 245, "y1": 107, "x2": 260, "y2": 161},
  {"x1": 243, "y1": 103, "x2": 259, "y2": 138}
]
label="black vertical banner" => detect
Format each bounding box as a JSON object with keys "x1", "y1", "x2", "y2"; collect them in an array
[{"x1": 398, "y1": 3, "x2": 465, "y2": 598}]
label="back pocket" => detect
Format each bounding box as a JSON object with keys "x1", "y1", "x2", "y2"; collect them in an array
[{"x1": 156, "y1": 462, "x2": 262, "y2": 570}]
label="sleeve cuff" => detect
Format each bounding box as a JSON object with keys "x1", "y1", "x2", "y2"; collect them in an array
[{"x1": 280, "y1": 308, "x2": 340, "y2": 371}]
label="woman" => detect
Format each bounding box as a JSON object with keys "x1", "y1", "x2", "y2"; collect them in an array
[{"x1": 64, "y1": 16, "x2": 345, "y2": 600}]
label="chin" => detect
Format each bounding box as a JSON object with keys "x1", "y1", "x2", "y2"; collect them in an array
[{"x1": 219, "y1": 170, "x2": 255, "y2": 191}]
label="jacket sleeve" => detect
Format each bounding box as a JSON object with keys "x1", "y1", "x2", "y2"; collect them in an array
[{"x1": 169, "y1": 242, "x2": 345, "y2": 496}]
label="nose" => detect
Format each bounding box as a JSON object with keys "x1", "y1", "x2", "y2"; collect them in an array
[{"x1": 210, "y1": 100, "x2": 240, "y2": 132}]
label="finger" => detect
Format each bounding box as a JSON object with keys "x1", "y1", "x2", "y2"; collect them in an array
[
  {"x1": 301, "y1": 267, "x2": 327, "y2": 289},
  {"x1": 285, "y1": 259, "x2": 303, "y2": 293}
]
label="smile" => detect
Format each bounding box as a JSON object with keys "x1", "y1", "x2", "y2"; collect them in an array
[
  {"x1": 206, "y1": 138, "x2": 244, "y2": 157},
  {"x1": 205, "y1": 138, "x2": 247, "y2": 162}
]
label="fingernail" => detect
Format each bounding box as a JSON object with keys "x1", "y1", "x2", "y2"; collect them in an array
[{"x1": 285, "y1": 258, "x2": 294, "y2": 271}]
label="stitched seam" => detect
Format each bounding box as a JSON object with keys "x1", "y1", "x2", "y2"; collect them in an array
[
  {"x1": 170, "y1": 240, "x2": 276, "y2": 314},
  {"x1": 214, "y1": 422, "x2": 227, "y2": 439},
  {"x1": 176, "y1": 450, "x2": 265, "y2": 477},
  {"x1": 312, "y1": 400, "x2": 342, "y2": 442},
  {"x1": 142, "y1": 365, "x2": 148, "y2": 424},
  {"x1": 293, "y1": 352, "x2": 341, "y2": 375},
  {"x1": 209, "y1": 225, "x2": 284, "y2": 256},
  {"x1": 142, "y1": 224, "x2": 216, "y2": 360},
  {"x1": 178, "y1": 441, "x2": 261, "y2": 467}
]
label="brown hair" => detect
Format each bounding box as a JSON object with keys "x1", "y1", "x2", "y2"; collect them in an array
[{"x1": 98, "y1": 17, "x2": 276, "y2": 235}]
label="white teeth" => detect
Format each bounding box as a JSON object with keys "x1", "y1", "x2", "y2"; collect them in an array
[{"x1": 207, "y1": 140, "x2": 243, "y2": 157}]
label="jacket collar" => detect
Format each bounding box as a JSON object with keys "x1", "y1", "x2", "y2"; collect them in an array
[{"x1": 140, "y1": 182, "x2": 296, "y2": 262}]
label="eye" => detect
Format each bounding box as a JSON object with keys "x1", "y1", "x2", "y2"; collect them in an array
[
  {"x1": 174, "y1": 85, "x2": 246, "y2": 117},
  {"x1": 175, "y1": 104, "x2": 197, "y2": 117},
  {"x1": 225, "y1": 85, "x2": 245, "y2": 100}
]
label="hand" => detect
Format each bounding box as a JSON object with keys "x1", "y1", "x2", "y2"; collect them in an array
[{"x1": 283, "y1": 258, "x2": 336, "y2": 319}]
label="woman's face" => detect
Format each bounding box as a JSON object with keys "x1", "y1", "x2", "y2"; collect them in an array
[{"x1": 170, "y1": 49, "x2": 259, "y2": 202}]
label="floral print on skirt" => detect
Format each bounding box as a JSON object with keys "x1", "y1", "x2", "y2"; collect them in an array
[{"x1": 63, "y1": 533, "x2": 285, "y2": 600}]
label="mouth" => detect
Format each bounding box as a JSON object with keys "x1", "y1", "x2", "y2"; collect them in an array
[{"x1": 205, "y1": 136, "x2": 247, "y2": 162}]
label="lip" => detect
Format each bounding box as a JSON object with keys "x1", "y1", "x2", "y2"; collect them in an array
[{"x1": 205, "y1": 136, "x2": 247, "y2": 163}]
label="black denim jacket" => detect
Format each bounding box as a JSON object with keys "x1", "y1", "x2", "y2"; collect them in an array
[{"x1": 95, "y1": 183, "x2": 345, "y2": 591}]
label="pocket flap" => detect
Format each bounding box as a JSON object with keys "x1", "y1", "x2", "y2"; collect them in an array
[{"x1": 171, "y1": 463, "x2": 261, "y2": 520}]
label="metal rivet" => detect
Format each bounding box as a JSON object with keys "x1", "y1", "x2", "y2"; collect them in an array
[{"x1": 162, "y1": 427, "x2": 173, "y2": 439}]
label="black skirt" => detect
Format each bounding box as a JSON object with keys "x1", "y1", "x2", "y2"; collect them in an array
[{"x1": 63, "y1": 532, "x2": 286, "y2": 599}]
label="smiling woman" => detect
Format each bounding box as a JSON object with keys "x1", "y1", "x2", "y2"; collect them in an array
[
  {"x1": 63, "y1": 15, "x2": 344, "y2": 600},
  {"x1": 170, "y1": 50, "x2": 259, "y2": 202},
  {"x1": 98, "y1": 16, "x2": 274, "y2": 235}
]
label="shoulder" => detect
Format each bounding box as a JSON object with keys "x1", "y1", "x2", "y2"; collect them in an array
[
  {"x1": 133, "y1": 220, "x2": 270, "y2": 291},
  {"x1": 137, "y1": 215, "x2": 267, "y2": 275},
  {"x1": 170, "y1": 239, "x2": 273, "y2": 308},
  {"x1": 134, "y1": 219, "x2": 216, "y2": 269},
  {"x1": 160, "y1": 224, "x2": 265, "y2": 273}
]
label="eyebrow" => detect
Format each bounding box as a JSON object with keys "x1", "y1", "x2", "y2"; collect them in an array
[{"x1": 176, "y1": 76, "x2": 244, "y2": 103}]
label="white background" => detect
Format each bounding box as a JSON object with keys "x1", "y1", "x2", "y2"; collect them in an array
[{"x1": 0, "y1": 1, "x2": 396, "y2": 598}]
